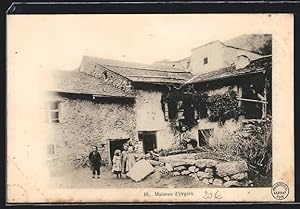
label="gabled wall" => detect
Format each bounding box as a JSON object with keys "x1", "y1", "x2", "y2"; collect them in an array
[
  {"x1": 80, "y1": 58, "x2": 134, "y2": 95},
  {"x1": 189, "y1": 41, "x2": 262, "y2": 75},
  {"x1": 134, "y1": 90, "x2": 176, "y2": 150}
]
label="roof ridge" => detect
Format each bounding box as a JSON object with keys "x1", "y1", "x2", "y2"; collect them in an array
[
  {"x1": 83, "y1": 55, "x2": 187, "y2": 73},
  {"x1": 154, "y1": 56, "x2": 190, "y2": 64},
  {"x1": 191, "y1": 40, "x2": 222, "y2": 51},
  {"x1": 103, "y1": 64, "x2": 191, "y2": 74},
  {"x1": 127, "y1": 75, "x2": 186, "y2": 79},
  {"x1": 191, "y1": 40, "x2": 263, "y2": 56},
  {"x1": 223, "y1": 44, "x2": 264, "y2": 56}
]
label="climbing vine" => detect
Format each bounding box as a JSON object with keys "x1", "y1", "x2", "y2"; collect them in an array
[
  {"x1": 206, "y1": 87, "x2": 242, "y2": 125},
  {"x1": 161, "y1": 87, "x2": 242, "y2": 127}
]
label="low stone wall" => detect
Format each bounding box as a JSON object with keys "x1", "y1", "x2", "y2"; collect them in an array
[{"x1": 150, "y1": 153, "x2": 253, "y2": 187}]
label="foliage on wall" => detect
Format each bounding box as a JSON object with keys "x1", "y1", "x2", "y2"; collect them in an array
[
  {"x1": 206, "y1": 87, "x2": 242, "y2": 126},
  {"x1": 161, "y1": 87, "x2": 244, "y2": 127},
  {"x1": 213, "y1": 117, "x2": 272, "y2": 177}
]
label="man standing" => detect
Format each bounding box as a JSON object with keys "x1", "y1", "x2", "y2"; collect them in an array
[{"x1": 88, "y1": 146, "x2": 102, "y2": 178}]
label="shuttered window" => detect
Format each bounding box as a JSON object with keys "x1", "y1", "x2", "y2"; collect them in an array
[{"x1": 42, "y1": 101, "x2": 60, "y2": 123}]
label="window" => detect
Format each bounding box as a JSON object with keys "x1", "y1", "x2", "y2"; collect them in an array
[
  {"x1": 47, "y1": 144, "x2": 55, "y2": 155},
  {"x1": 203, "y1": 57, "x2": 208, "y2": 65},
  {"x1": 138, "y1": 131, "x2": 157, "y2": 154},
  {"x1": 240, "y1": 83, "x2": 264, "y2": 119},
  {"x1": 168, "y1": 101, "x2": 177, "y2": 120},
  {"x1": 103, "y1": 71, "x2": 108, "y2": 80},
  {"x1": 163, "y1": 101, "x2": 178, "y2": 121},
  {"x1": 166, "y1": 101, "x2": 177, "y2": 120},
  {"x1": 42, "y1": 101, "x2": 60, "y2": 123},
  {"x1": 186, "y1": 61, "x2": 190, "y2": 68}
]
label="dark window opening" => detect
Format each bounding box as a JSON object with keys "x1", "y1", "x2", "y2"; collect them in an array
[
  {"x1": 103, "y1": 71, "x2": 108, "y2": 80},
  {"x1": 186, "y1": 61, "x2": 190, "y2": 68},
  {"x1": 198, "y1": 129, "x2": 214, "y2": 147},
  {"x1": 138, "y1": 131, "x2": 157, "y2": 154},
  {"x1": 181, "y1": 100, "x2": 197, "y2": 128},
  {"x1": 241, "y1": 82, "x2": 264, "y2": 119},
  {"x1": 168, "y1": 101, "x2": 177, "y2": 120},
  {"x1": 50, "y1": 112, "x2": 60, "y2": 123},
  {"x1": 203, "y1": 57, "x2": 208, "y2": 65}
]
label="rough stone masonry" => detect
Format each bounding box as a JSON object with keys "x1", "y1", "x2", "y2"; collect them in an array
[{"x1": 154, "y1": 153, "x2": 253, "y2": 187}]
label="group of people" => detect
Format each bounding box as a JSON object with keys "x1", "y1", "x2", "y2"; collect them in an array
[
  {"x1": 88, "y1": 142, "x2": 137, "y2": 179},
  {"x1": 88, "y1": 126, "x2": 197, "y2": 179},
  {"x1": 111, "y1": 142, "x2": 137, "y2": 179}
]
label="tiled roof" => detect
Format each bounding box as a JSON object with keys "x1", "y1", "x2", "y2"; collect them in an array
[
  {"x1": 80, "y1": 56, "x2": 193, "y2": 84},
  {"x1": 189, "y1": 55, "x2": 271, "y2": 84},
  {"x1": 43, "y1": 70, "x2": 135, "y2": 98},
  {"x1": 43, "y1": 55, "x2": 271, "y2": 96}
]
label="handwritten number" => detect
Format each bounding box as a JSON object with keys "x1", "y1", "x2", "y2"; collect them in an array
[
  {"x1": 203, "y1": 191, "x2": 212, "y2": 199},
  {"x1": 203, "y1": 191, "x2": 222, "y2": 200},
  {"x1": 215, "y1": 191, "x2": 222, "y2": 199}
]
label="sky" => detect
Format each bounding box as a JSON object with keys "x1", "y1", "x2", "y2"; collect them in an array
[{"x1": 7, "y1": 14, "x2": 285, "y2": 71}]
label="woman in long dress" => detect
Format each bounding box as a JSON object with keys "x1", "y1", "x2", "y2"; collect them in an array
[
  {"x1": 121, "y1": 143, "x2": 129, "y2": 176},
  {"x1": 125, "y1": 145, "x2": 136, "y2": 172}
]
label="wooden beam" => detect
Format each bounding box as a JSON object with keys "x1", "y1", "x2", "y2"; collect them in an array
[
  {"x1": 237, "y1": 97, "x2": 268, "y2": 104},
  {"x1": 237, "y1": 85, "x2": 243, "y2": 107},
  {"x1": 262, "y1": 74, "x2": 268, "y2": 119}
]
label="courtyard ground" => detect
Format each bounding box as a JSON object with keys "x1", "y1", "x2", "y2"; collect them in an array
[{"x1": 48, "y1": 166, "x2": 215, "y2": 189}]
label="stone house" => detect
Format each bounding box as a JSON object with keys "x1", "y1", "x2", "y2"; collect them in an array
[
  {"x1": 189, "y1": 40, "x2": 263, "y2": 74},
  {"x1": 42, "y1": 56, "x2": 193, "y2": 166},
  {"x1": 164, "y1": 55, "x2": 272, "y2": 147},
  {"x1": 154, "y1": 38, "x2": 265, "y2": 75},
  {"x1": 42, "y1": 47, "x2": 271, "y2": 168}
]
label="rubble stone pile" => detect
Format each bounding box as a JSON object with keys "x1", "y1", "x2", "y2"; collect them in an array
[{"x1": 151, "y1": 154, "x2": 253, "y2": 187}]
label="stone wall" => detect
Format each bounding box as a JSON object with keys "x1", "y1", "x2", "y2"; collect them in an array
[
  {"x1": 80, "y1": 60, "x2": 134, "y2": 95},
  {"x1": 134, "y1": 90, "x2": 176, "y2": 150},
  {"x1": 190, "y1": 118, "x2": 241, "y2": 147},
  {"x1": 189, "y1": 85, "x2": 241, "y2": 146},
  {"x1": 156, "y1": 154, "x2": 253, "y2": 187},
  {"x1": 45, "y1": 93, "x2": 136, "y2": 168}
]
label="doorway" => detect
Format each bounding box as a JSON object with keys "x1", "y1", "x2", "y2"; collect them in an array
[
  {"x1": 198, "y1": 129, "x2": 214, "y2": 147},
  {"x1": 138, "y1": 131, "x2": 157, "y2": 154},
  {"x1": 108, "y1": 138, "x2": 129, "y2": 162}
]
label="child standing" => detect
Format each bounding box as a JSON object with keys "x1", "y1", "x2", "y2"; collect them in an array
[
  {"x1": 88, "y1": 146, "x2": 102, "y2": 178},
  {"x1": 112, "y1": 149, "x2": 122, "y2": 179}
]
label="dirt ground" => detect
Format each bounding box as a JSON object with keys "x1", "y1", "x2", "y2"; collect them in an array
[{"x1": 49, "y1": 166, "x2": 214, "y2": 189}]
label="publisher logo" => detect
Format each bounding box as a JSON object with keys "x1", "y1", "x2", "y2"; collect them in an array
[{"x1": 271, "y1": 182, "x2": 289, "y2": 200}]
